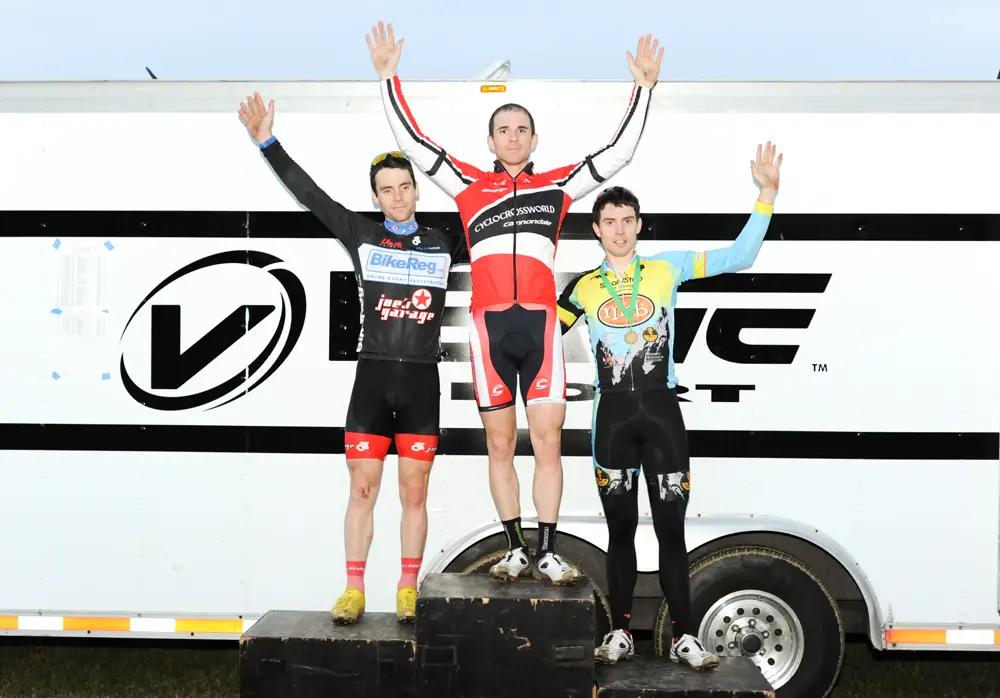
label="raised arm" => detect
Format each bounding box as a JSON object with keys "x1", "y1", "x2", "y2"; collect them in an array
[
  {"x1": 547, "y1": 34, "x2": 664, "y2": 201},
  {"x1": 367, "y1": 22, "x2": 485, "y2": 199},
  {"x1": 239, "y1": 93, "x2": 362, "y2": 248},
  {"x1": 662, "y1": 143, "x2": 784, "y2": 282}
]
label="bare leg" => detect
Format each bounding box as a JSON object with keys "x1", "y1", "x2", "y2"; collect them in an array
[
  {"x1": 344, "y1": 458, "x2": 384, "y2": 568},
  {"x1": 480, "y1": 406, "x2": 520, "y2": 520},
  {"x1": 525, "y1": 401, "x2": 566, "y2": 524},
  {"x1": 397, "y1": 456, "x2": 432, "y2": 559}
]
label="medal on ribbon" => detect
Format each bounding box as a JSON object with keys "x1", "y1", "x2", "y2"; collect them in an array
[{"x1": 601, "y1": 257, "x2": 642, "y2": 345}]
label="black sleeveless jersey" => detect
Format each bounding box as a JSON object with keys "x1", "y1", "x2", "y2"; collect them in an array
[{"x1": 260, "y1": 139, "x2": 468, "y2": 363}]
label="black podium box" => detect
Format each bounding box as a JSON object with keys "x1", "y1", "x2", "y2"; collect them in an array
[
  {"x1": 239, "y1": 610, "x2": 416, "y2": 698},
  {"x1": 415, "y1": 572, "x2": 596, "y2": 697},
  {"x1": 595, "y1": 655, "x2": 776, "y2": 697}
]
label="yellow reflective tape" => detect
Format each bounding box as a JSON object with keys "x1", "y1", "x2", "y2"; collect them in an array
[
  {"x1": 0, "y1": 616, "x2": 17, "y2": 630},
  {"x1": 175, "y1": 619, "x2": 244, "y2": 634},
  {"x1": 63, "y1": 617, "x2": 131, "y2": 632}
]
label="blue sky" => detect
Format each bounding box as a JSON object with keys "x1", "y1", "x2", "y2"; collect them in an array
[{"x1": 1, "y1": 0, "x2": 997, "y2": 82}]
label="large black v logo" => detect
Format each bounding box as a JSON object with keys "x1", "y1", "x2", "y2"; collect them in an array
[{"x1": 150, "y1": 305, "x2": 275, "y2": 389}]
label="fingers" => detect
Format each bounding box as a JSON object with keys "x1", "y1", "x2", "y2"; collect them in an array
[{"x1": 387, "y1": 23, "x2": 395, "y2": 45}]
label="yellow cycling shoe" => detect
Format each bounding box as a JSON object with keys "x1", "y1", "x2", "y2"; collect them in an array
[
  {"x1": 330, "y1": 587, "x2": 365, "y2": 624},
  {"x1": 396, "y1": 586, "x2": 417, "y2": 623}
]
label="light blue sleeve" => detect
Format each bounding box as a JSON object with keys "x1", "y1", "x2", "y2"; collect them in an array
[{"x1": 652, "y1": 200, "x2": 774, "y2": 283}]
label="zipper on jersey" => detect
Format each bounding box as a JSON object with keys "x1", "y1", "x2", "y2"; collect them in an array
[{"x1": 511, "y1": 178, "x2": 518, "y2": 302}]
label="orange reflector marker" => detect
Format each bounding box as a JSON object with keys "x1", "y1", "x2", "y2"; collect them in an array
[
  {"x1": 481, "y1": 85, "x2": 506, "y2": 93},
  {"x1": 175, "y1": 619, "x2": 244, "y2": 634},
  {"x1": 0, "y1": 616, "x2": 17, "y2": 630},
  {"x1": 63, "y1": 617, "x2": 131, "y2": 632},
  {"x1": 885, "y1": 628, "x2": 947, "y2": 644}
]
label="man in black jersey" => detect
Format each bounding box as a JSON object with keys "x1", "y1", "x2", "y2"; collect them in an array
[
  {"x1": 238, "y1": 92, "x2": 468, "y2": 625},
  {"x1": 557, "y1": 144, "x2": 781, "y2": 670}
]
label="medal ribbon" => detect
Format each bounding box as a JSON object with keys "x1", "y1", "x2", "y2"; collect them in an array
[{"x1": 600, "y1": 256, "x2": 642, "y2": 328}]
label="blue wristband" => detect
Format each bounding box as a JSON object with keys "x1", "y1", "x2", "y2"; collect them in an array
[{"x1": 259, "y1": 135, "x2": 276, "y2": 149}]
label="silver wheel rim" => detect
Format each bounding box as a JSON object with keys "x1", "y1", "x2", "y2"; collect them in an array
[{"x1": 697, "y1": 589, "x2": 805, "y2": 689}]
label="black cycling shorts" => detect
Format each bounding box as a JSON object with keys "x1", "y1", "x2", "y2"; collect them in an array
[
  {"x1": 344, "y1": 359, "x2": 440, "y2": 462},
  {"x1": 468, "y1": 303, "x2": 566, "y2": 412},
  {"x1": 591, "y1": 387, "x2": 691, "y2": 500}
]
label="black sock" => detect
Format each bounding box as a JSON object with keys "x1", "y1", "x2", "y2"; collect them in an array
[
  {"x1": 536, "y1": 521, "x2": 557, "y2": 558},
  {"x1": 501, "y1": 517, "x2": 528, "y2": 551}
]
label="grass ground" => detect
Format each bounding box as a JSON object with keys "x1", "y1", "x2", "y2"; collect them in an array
[{"x1": 2, "y1": 635, "x2": 1000, "y2": 697}]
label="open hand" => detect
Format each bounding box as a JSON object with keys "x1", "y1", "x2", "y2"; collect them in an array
[
  {"x1": 366, "y1": 21, "x2": 403, "y2": 79},
  {"x1": 238, "y1": 92, "x2": 274, "y2": 145},
  {"x1": 627, "y1": 34, "x2": 664, "y2": 89},
  {"x1": 751, "y1": 141, "x2": 783, "y2": 201}
]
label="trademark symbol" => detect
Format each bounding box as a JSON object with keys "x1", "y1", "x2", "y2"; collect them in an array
[{"x1": 813, "y1": 363, "x2": 828, "y2": 372}]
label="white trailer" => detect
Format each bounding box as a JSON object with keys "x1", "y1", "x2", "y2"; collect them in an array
[{"x1": 0, "y1": 78, "x2": 998, "y2": 698}]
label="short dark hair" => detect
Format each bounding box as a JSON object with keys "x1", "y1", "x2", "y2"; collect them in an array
[
  {"x1": 369, "y1": 153, "x2": 416, "y2": 193},
  {"x1": 592, "y1": 186, "x2": 640, "y2": 224},
  {"x1": 488, "y1": 103, "x2": 535, "y2": 136}
]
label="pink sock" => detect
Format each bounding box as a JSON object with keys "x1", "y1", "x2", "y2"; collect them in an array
[
  {"x1": 399, "y1": 557, "x2": 422, "y2": 589},
  {"x1": 346, "y1": 560, "x2": 366, "y2": 593}
]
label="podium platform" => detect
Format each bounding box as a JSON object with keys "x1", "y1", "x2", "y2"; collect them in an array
[
  {"x1": 238, "y1": 572, "x2": 780, "y2": 698},
  {"x1": 595, "y1": 655, "x2": 776, "y2": 697},
  {"x1": 239, "y1": 610, "x2": 416, "y2": 698},
  {"x1": 417, "y1": 572, "x2": 595, "y2": 697}
]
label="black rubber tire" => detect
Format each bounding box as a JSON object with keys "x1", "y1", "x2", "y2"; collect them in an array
[
  {"x1": 450, "y1": 536, "x2": 613, "y2": 646},
  {"x1": 654, "y1": 546, "x2": 844, "y2": 698}
]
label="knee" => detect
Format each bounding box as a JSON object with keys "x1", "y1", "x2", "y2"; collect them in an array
[
  {"x1": 651, "y1": 499, "x2": 686, "y2": 534},
  {"x1": 529, "y1": 427, "x2": 561, "y2": 463},
  {"x1": 349, "y1": 478, "x2": 380, "y2": 507},
  {"x1": 486, "y1": 431, "x2": 517, "y2": 462},
  {"x1": 603, "y1": 498, "x2": 639, "y2": 538},
  {"x1": 399, "y1": 479, "x2": 428, "y2": 511}
]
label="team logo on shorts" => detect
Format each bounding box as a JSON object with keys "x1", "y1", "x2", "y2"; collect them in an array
[
  {"x1": 642, "y1": 326, "x2": 658, "y2": 342},
  {"x1": 595, "y1": 468, "x2": 610, "y2": 487}
]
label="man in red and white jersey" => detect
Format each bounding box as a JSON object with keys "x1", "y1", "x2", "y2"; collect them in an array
[{"x1": 367, "y1": 21, "x2": 663, "y2": 585}]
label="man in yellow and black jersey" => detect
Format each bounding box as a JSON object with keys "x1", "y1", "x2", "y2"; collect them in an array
[{"x1": 556, "y1": 142, "x2": 783, "y2": 671}]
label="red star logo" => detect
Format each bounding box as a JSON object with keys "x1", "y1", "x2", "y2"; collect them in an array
[{"x1": 411, "y1": 288, "x2": 432, "y2": 310}]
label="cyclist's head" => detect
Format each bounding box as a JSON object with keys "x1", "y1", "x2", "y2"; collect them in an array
[
  {"x1": 592, "y1": 186, "x2": 642, "y2": 258},
  {"x1": 487, "y1": 103, "x2": 537, "y2": 168},
  {"x1": 370, "y1": 151, "x2": 418, "y2": 223}
]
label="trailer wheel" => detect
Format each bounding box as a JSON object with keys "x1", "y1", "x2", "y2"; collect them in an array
[
  {"x1": 654, "y1": 546, "x2": 844, "y2": 698},
  {"x1": 457, "y1": 546, "x2": 613, "y2": 646}
]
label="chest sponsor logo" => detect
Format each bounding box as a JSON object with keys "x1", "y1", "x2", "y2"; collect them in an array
[
  {"x1": 597, "y1": 296, "x2": 655, "y2": 328},
  {"x1": 360, "y1": 243, "x2": 450, "y2": 290},
  {"x1": 472, "y1": 203, "x2": 557, "y2": 234},
  {"x1": 374, "y1": 289, "x2": 436, "y2": 325}
]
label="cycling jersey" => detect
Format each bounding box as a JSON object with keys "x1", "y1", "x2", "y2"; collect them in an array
[
  {"x1": 259, "y1": 138, "x2": 468, "y2": 363},
  {"x1": 378, "y1": 76, "x2": 653, "y2": 312},
  {"x1": 557, "y1": 200, "x2": 774, "y2": 391}
]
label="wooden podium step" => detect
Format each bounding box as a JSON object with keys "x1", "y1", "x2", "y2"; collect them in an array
[
  {"x1": 239, "y1": 610, "x2": 416, "y2": 698},
  {"x1": 595, "y1": 655, "x2": 776, "y2": 697},
  {"x1": 416, "y1": 572, "x2": 596, "y2": 697},
  {"x1": 238, "y1": 575, "x2": 782, "y2": 698}
]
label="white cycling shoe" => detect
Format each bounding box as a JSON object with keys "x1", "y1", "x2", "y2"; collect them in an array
[
  {"x1": 669, "y1": 634, "x2": 720, "y2": 670},
  {"x1": 595, "y1": 628, "x2": 635, "y2": 665},
  {"x1": 533, "y1": 552, "x2": 583, "y2": 586},
  {"x1": 489, "y1": 548, "x2": 533, "y2": 582}
]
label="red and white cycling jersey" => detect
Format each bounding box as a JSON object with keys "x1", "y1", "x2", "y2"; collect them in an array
[{"x1": 379, "y1": 76, "x2": 654, "y2": 312}]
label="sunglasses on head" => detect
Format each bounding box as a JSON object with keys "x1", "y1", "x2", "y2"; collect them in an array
[{"x1": 371, "y1": 151, "x2": 408, "y2": 166}]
